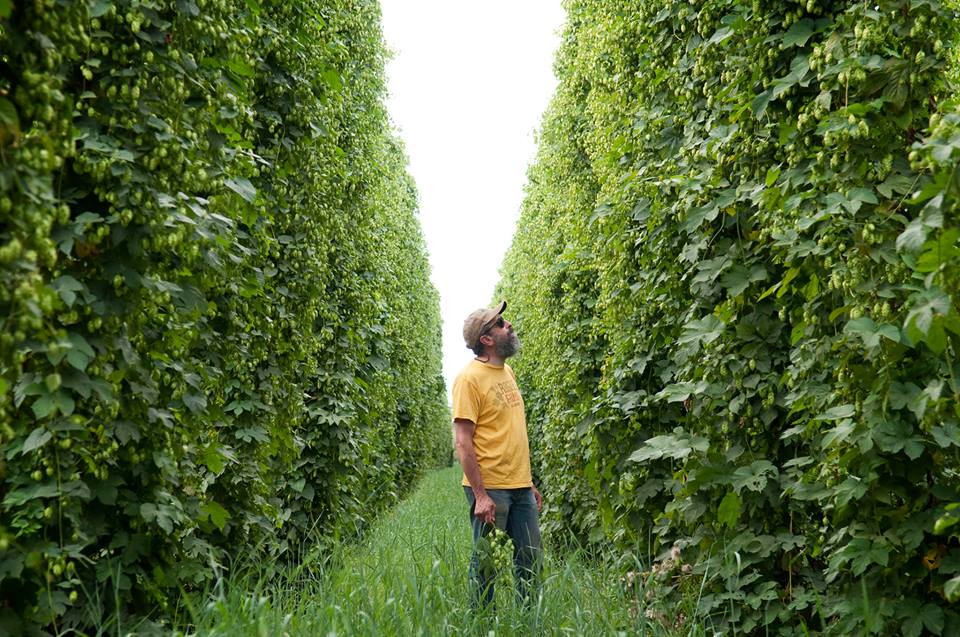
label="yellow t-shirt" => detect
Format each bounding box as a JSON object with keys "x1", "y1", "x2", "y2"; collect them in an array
[{"x1": 452, "y1": 359, "x2": 533, "y2": 489}]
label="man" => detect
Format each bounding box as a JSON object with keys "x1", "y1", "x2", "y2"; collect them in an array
[{"x1": 452, "y1": 300, "x2": 543, "y2": 608}]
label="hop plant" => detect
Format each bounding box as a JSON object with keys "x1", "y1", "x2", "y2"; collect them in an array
[{"x1": 477, "y1": 527, "x2": 515, "y2": 588}]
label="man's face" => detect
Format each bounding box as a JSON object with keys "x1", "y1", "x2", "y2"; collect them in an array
[{"x1": 490, "y1": 317, "x2": 521, "y2": 358}]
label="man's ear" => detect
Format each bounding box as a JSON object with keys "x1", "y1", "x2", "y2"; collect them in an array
[{"x1": 479, "y1": 333, "x2": 494, "y2": 347}]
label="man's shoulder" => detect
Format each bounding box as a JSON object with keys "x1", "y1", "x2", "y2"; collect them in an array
[{"x1": 453, "y1": 360, "x2": 481, "y2": 388}]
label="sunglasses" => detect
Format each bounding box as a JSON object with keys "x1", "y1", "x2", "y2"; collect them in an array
[
  {"x1": 490, "y1": 316, "x2": 505, "y2": 329},
  {"x1": 479, "y1": 316, "x2": 505, "y2": 341}
]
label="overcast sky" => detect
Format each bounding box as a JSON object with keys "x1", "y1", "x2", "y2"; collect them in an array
[{"x1": 379, "y1": 1, "x2": 566, "y2": 394}]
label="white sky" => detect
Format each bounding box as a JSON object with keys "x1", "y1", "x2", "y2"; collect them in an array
[{"x1": 379, "y1": 1, "x2": 566, "y2": 395}]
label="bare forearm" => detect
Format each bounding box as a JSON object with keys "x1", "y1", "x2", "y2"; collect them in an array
[
  {"x1": 456, "y1": 439, "x2": 487, "y2": 496},
  {"x1": 453, "y1": 419, "x2": 496, "y2": 523}
]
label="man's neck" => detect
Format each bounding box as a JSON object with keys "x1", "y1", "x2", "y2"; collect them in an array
[{"x1": 476, "y1": 351, "x2": 506, "y2": 367}]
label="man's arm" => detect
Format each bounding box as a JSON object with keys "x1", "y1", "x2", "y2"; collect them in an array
[{"x1": 454, "y1": 418, "x2": 496, "y2": 524}]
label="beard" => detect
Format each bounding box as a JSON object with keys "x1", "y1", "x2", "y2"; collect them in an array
[{"x1": 494, "y1": 330, "x2": 521, "y2": 358}]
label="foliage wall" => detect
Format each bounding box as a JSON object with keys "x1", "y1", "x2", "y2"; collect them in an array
[
  {"x1": 0, "y1": 0, "x2": 449, "y2": 632},
  {"x1": 499, "y1": 0, "x2": 960, "y2": 633}
]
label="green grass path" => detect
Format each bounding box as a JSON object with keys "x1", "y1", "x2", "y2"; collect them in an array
[{"x1": 184, "y1": 466, "x2": 685, "y2": 637}]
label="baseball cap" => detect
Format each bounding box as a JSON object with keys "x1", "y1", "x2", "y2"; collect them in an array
[{"x1": 463, "y1": 300, "x2": 507, "y2": 349}]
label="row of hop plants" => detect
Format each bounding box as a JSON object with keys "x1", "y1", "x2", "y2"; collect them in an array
[
  {"x1": 0, "y1": 0, "x2": 450, "y2": 633},
  {"x1": 498, "y1": 0, "x2": 960, "y2": 633}
]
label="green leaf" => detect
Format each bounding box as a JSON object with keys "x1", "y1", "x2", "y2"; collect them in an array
[
  {"x1": 903, "y1": 437, "x2": 925, "y2": 460},
  {"x1": 13, "y1": 375, "x2": 41, "y2": 407},
  {"x1": 628, "y1": 430, "x2": 709, "y2": 462},
  {"x1": 182, "y1": 391, "x2": 207, "y2": 414},
  {"x1": 31, "y1": 390, "x2": 76, "y2": 418},
  {"x1": 873, "y1": 419, "x2": 924, "y2": 456},
  {"x1": 849, "y1": 537, "x2": 889, "y2": 575},
  {"x1": 897, "y1": 217, "x2": 930, "y2": 253},
  {"x1": 61, "y1": 368, "x2": 112, "y2": 401},
  {"x1": 55, "y1": 391, "x2": 76, "y2": 417},
  {"x1": 751, "y1": 89, "x2": 772, "y2": 118},
  {"x1": 200, "y1": 446, "x2": 225, "y2": 474},
  {"x1": 140, "y1": 502, "x2": 177, "y2": 534},
  {"x1": 758, "y1": 267, "x2": 798, "y2": 301},
  {"x1": 589, "y1": 202, "x2": 614, "y2": 226},
  {"x1": 902, "y1": 610, "x2": 923, "y2": 637},
  {"x1": 790, "y1": 322, "x2": 805, "y2": 345},
  {"x1": 321, "y1": 68, "x2": 343, "y2": 92},
  {"x1": 717, "y1": 491, "x2": 742, "y2": 528},
  {"x1": 678, "y1": 315, "x2": 725, "y2": 346},
  {"x1": 931, "y1": 422, "x2": 960, "y2": 448},
  {"x1": 224, "y1": 177, "x2": 257, "y2": 203},
  {"x1": 777, "y1": 267, "x2": 800, "y2": 298},
  {"x1": 21, "y1": 427, "x2": 52, "y2": 454},
  {"x1": 877, "y1": 173, "x2": 915, "y2": 198},
  {"x1": 234, "y1": 425, "x2": 269, "y2": 443},
  {"x1": 66, "y1": 349, "x2": 93, "y2": 372},
  {"x1": 919, "y1": 604, "x2": 945, "y2": 635},
  {"x1": 821, "y1": 420, "x2": 855, "y2": 448},
  {"x1": 843, "y1": 316, "x2": 876, "y2": 337},
  {"x1": 656, "y1": 381, "x2": 711, "y2": 403},
  {"x1": 31, "y1": 394, "x2": 56, "y2": 418},
  {"x1": 888, "y1": 381, "x2": 921, "y2": 410},
  {"x1": 720, "y1": 265, "x2": 767, "y2": 297},
  {"x1": 769, "y1": 54, "x2": 810, "y2": 101},
  {"x1": 65, "y1": 333, "x2": 96, "y2": 371},
  {"x1": 915, "y1": 228, "x2": 960, "y2": 273},
  {"x1": 707, "y1": 26, "x2": 734, "y2": 47},
  {"x1": 833, "y1": 475, "x2": 869, "y2": 507},
  {"x1": 945, "y1": 576, "x2": 960, "y2": 602},
  {"x1": 904, "y1": 288, "x2": 951, "y2": 343},
  {"x1": 814, "y1": 404, "x2": 855, "y2": 420},
  {"x1": 2, "y1": 483, "x2": 59, "y2": 507},
  {"x1": 730, "y1": 460, "x2": 777, "y2": 493},
  {"x1": 934, "y1": 514, "x2": 960, "y2": 535},
  {"x1": 92, "y1": 480, "x2": 118, "y2": 505},
  {"x1": 682, "y1": 202, "x2": 720, "y2": 233},
  {"x1": 588, "y1": 526, "x2": 605, "y2": 543},
  {"x1": 924, "y1": 318, "x2": 948, "y2": 354},
  {"x1": 201, "y1": 502, "x2": 230, "y2": 530},
  {"x1": 0, "y1": 97, "x2": 19, "y2": 130},
  {"x1": 847, "y1": 187, "x2": 878, "y2": 206},
  {"x1": 765, "y1": 165, "x2": 781, "y2": 187},
  {"x1": 227, "y1": 57, "x2": 255, "y2": 78},
  {"x1": 0, "y1": 553, "x2": 25, "y2": 581},
  {"x1": 177, "y1": 0, "x2": 200, "y2": 16},
  {"x1": 52, "y1": 276, "x2": 84, "y2": 307},
  {"x1": 782, "y1": 19, "x2": 814, "y2": 48},
  {"x1": 844, "y1": 316, "x2": 900, "y2": 348},
  {"x1": 814, "y1": 89, "x2": 832, "y2": 112},
  {"x1": 88, "y1": 0, "x2": 112, "y2": 17}
]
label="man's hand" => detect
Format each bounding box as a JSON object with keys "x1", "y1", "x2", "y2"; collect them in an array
[
  {"x1": 473, "y1": 492, "x2": 496, "y2": 524},
  {"x1": 533, "y1": 484, "x2": 543, "y2": 511}
]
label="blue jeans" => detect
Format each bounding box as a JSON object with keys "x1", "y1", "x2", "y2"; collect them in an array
[{"x1": 464, "y1": 486, "x2": 542, "y2": 608}]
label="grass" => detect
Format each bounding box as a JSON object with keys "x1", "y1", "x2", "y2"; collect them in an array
[{"x1": 146, "y1": 466, "x2": 713, "y2": 636}]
